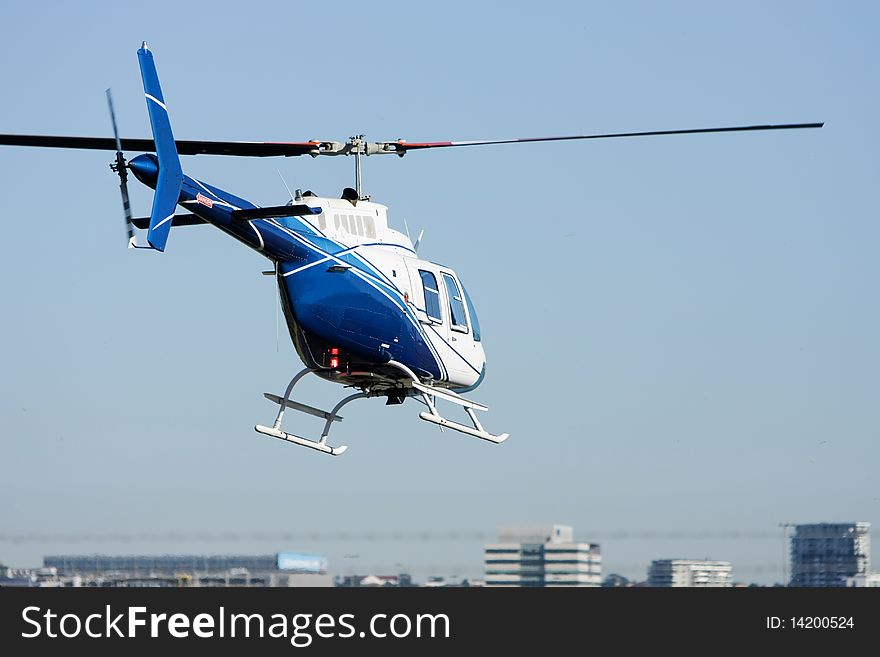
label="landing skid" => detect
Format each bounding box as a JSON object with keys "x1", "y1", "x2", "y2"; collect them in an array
[
  {"x1": 254, "y1": 362, "x2": 509, "y2": 456},
  {"x1": 254, "y1": 423, "x2": 350, "y2": 456}
]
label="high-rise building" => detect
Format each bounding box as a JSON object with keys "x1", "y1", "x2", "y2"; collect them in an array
[
  {"x1": 484, "y1": 524, "x2": 601, "y2": 587},
  {"x1": 789, "y1": 522, "x2": 871, "y2": 587},
  {"x1": 647, "y1": 559, "x2": 733, "y2": 587}
]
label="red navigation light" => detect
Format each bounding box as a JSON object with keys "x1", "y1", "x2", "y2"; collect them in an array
[
  {"x1": 330, "y1": 348, "x2": 339, "y2": 356},
  {"x1": 329, "y1": 357, "x2": 339, "y2": 369}
]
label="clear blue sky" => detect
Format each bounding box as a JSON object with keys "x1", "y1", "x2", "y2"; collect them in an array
[{"x1": 1, "y1": 1, "x2": 877, "y2": 584}]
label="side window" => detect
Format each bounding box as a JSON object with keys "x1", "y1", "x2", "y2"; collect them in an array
[
  {"x1": 419, "y1": 270, "x2": 442, "y2": 323},
  {"x1": 317, "y1": 213, "x2": 326, "y2": 230},
  {"x1": 442, "y1": 273, "x2": 469, "y2": 333},
  {"x1": 364, "y1": 216, "x2": 376, "y2": 238}
]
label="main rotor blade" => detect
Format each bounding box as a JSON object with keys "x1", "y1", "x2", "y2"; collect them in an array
[
  {"x1": 0, "y1": 122, "x2": 823, "y2": 159},
  {"x1": 0, "y1": 134, "x2": 323, "y2": 157},
  {"x1": 381, "y1": 122, "x2": 825, "y2": 153}
]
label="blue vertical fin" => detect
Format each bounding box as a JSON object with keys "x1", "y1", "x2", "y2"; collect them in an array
[{"x1": 137, "y1": 42, "x2": 183, "y2": 252}]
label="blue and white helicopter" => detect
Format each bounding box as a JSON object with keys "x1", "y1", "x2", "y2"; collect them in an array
[{"x1": 0, "y1": 44, "x2": 822, "y2": 455}]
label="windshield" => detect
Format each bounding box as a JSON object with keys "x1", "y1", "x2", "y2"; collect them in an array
[{"x1": 460, "y1": 281, "x2": 481, "y2": 342}]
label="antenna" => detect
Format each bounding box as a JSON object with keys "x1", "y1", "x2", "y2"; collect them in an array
[{"x1": 276, "y1": 168, "x2": 295, "y2": 203}]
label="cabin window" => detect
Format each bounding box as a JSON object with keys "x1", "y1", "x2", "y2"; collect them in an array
[
  {"x1": 442, "y1": 273, "x2": 469, "y2": 333},
  {"x1": 364, "y1": 216, "x2": 376, "y2": 238},
  {"x1": 333, "y1": 214, "x2": 341, "y2": 230},
  {"x1": 419, "y1": 270, "x2": 442, "y2": 323},
  {"x1": 355, "y1": 215, "x2": 364, "y2": 236},
  {"x1": 461, "y1": 281, "x2": 481, "y2": 341},
  {"x1": 317, "y1": 213, "x2": 326, "y2": 230},
  {"x1": 341, "y1": 214, "x2": 351, "y2": 233}
]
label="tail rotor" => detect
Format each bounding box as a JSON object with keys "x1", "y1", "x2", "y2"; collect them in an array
[{"x1": 106, "y1": 88, "x2": 139, "y2": 248}]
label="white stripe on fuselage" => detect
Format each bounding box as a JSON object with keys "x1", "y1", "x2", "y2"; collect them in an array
[{"x1": 250, "y1": 222, "x2": 264, "y2": 250}]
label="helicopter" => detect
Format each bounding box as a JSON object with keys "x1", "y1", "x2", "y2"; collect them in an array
[{"x1": 0, "y1": 44, "x2": 823, "y2": 456}]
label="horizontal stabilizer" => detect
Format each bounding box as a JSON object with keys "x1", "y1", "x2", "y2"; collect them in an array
[
  {"x1": 131, "y1": 213, "x2": 206, "y2": 230},
  {"x1": 231, "y1": 204, "x2": 322, "y2": 221}
]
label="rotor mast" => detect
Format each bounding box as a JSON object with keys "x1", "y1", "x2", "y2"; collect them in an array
[
  {"x1": 351, "y1": 134, "x2": 365, "y2": 200},
  {"x1": 334, "y1": 135, "x2": 406, "y2": 200}
]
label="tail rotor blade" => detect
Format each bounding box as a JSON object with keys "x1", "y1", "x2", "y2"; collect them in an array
[
  {"x1": 106, "y1": 88, "x2": 137, "y2": 247},
  {"x1": 118, "y1": 162, "x2": 135, "y2": 245},
  {"x1": 106, "y1": 88, "x2": 123, "y2": 154}
]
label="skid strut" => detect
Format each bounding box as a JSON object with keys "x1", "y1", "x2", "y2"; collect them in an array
[{"x1": 387, "y1": 360, "x2": 510, "y2": 445}]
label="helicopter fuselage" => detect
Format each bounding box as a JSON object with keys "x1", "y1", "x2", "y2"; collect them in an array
[{"x1": 129, "y1": 153, "x2": 486, "y2": 393}]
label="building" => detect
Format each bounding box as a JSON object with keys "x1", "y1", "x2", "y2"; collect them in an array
[
  {"x1": 484, "y1": 524, "x2": 601, "y2": 587},
  {"x1": 0, "y1": 564, "x2": 66, "y2": 587},
  {"x1": 647, "y1": 560, "x2": 733, "y2": 587},
  {"x1": 334, "y1": 574, "x2": 414, "y2": 587},
  {"x1": 845, "y1": 573, "x2": 880, "y2": 587},
  {"x1": 34, "y1": 552, "x2": 331, "y2": 587},
  {"x1": 602, "y1": 573, "x2": 633, "y2": 587},
  {"x1": 789, "y1": 522, "x2": 871, "y2": 587}
]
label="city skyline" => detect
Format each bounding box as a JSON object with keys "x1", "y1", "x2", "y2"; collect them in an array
[{"x1": 4, "y1": 520, "x2": 876, "y2": 585}]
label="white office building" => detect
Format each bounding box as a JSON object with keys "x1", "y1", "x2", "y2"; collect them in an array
[
  {"x1": 484, "y1": 525, "x2": 601, "y2": 587},
  {"x1": 647, "y1": 559, "x2": 733, "y2": 587}
]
